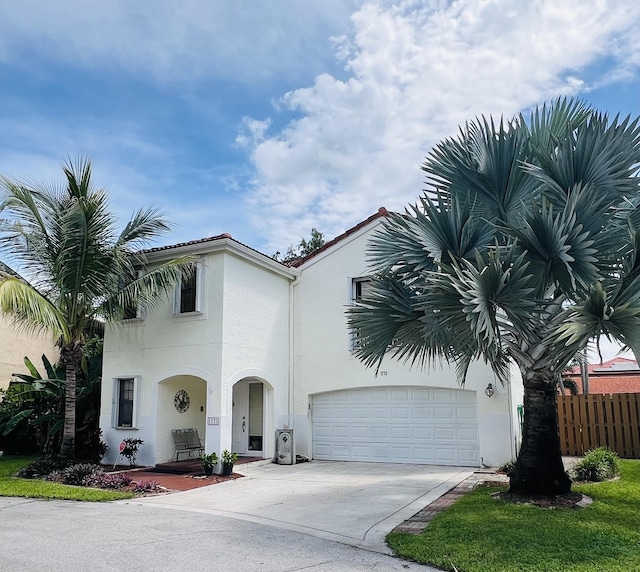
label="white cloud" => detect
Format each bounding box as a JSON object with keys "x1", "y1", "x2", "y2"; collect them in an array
[{"x1": 243, "y1": 0, "x2": 640, "y2": 252}]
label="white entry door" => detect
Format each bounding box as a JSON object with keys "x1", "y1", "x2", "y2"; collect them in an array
[
  {"x1": 232, "y1": 382, "x2": 249, "y2": 454},
  {"x1": 312, "y1": 386, "x2": 479, "y2": 466},
  {"x1": 232, "y1": 381, "x2": 265, "y2": 456}
]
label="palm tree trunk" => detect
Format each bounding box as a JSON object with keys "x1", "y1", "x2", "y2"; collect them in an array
[
  {"x1": 510, "y1": 373, "x2": 571, "y2": 495},
  {"x1": 59, "y1": 362, "x2": 77, "y2": 461}
]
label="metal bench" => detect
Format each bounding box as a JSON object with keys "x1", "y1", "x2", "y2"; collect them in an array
[{"x1": 171, "y1": 428, "x2": 204, "y2": 460}]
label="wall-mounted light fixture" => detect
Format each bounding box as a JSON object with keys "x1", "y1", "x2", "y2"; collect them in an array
[{"x1": 485, "y1": 383, "x2": 495, "y2": 398}]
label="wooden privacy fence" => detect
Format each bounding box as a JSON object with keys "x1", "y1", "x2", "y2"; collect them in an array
[{"x1": 557, "y1": 393, "x2": 640, "y2": 458}]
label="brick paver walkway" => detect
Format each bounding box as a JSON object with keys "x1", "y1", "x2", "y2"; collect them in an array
[{"x1": 392, "y1": 470, "x2": 509, "y2": 534}]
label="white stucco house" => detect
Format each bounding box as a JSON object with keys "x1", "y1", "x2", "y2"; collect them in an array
[{"x1": 100, "y1": 208, "x2": 522, "y2": 468}]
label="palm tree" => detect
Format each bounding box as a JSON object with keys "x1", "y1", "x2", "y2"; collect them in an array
[
  {"x1": 0, "y1": 158, "x2": 190, "y2": 460},
  {"x1": 348, "y1": 99, "x2": 640, "y2": 496}
]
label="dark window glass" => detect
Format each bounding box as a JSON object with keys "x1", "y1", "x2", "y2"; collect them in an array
[
  {"x1": 354, "y1": 279, "x2": 372, "y2": 301},
  {"x1": 180, "y1": 270, "x2": 197, "y2": 313},
  {"x1": 117, "y1": 378, "x2": 135, "y2": 427},
  {"x1": 123, "y1": 304, "x2": 138, "y2": 319}
]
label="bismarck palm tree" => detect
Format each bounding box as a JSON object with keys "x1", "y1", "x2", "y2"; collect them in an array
[
  {"x1": 0, "y1": 158, "x2": 190, "y2": 460},
  {"x1": 348, "y1": 99, "x2": 640, "y2": 496}
]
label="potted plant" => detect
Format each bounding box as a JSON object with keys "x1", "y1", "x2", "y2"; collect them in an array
[
  {"x1": 200, "y1": 452, "x2": 218, "y2": 477},
  {"x1": 221, "y1": 449, "x2": 238, "y2": 476}
]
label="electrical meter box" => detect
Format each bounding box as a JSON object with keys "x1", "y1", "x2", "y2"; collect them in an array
[{"x1": 275, "y1": 428, "x2": 294, "y2": 465}]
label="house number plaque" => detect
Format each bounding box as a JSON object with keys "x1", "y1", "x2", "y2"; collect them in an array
[{"x1": 207, "y1": 417, "x2": 220, "y2": 426}]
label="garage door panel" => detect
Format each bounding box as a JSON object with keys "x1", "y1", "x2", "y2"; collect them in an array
[
  {"x1": 411, "y1": 427, "x2": 433, "y2": 440},
  {"x1": 391, "y1": 388, "x2": 410, "y2": 400},
  {"x1": 434, "y1": 427, "x2": 455, "y2": 441},
  {"x1": 411, "y1": 407, "x2": 432, "y2": 420},
  {"x1": 458, "y1": 427, "x2": 478, "y2": 441},
  {"x1": 312, "y1": 386, "x2": 479, "y2": 467}
]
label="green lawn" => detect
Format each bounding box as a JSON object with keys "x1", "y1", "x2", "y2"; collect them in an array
[
  {"x1": 0, "y1": 455, "x2": 133, "y2": 502},
  {"x1": 387, "y1": 459, "x2": 640, "y2": 572}
]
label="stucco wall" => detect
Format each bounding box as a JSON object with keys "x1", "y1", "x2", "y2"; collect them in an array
[
  {"x1": 293, "y1": 220, "x2": 515, "y2": 466},
  {"x1": 0, "y1": 316, "x2": 57, "y2": 388},
  {"x1": 100, "y1": 249, "x2": 293, "y2": 466}
]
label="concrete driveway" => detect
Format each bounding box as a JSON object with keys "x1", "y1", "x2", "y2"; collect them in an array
[{"x1": 134, "y1": 460, "x2": 474, "y2": 553}]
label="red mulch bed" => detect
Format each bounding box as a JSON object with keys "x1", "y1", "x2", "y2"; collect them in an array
[{"x1": 100, "y1": 465, "x2": 244, "y2": 492}]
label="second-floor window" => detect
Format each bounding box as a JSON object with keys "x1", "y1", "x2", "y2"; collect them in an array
[
  {"x1": 174, "y1": 262, "x2": 203, "y2": 315},
  {"x1": 353, "y1": 277, "x2": 372, "y2": 302},
  {"x1": 350, "y1": 277, "x2": 372, "y2": 350},
  {"x1": 180, "y1": 270, "x2": 197, "y2": 313}
]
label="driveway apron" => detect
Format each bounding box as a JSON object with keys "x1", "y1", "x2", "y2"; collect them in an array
[{"x1": 131, "y1": 460, "x2": 474, "y2": 553}]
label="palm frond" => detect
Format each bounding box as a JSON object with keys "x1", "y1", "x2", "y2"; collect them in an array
[
  {"x1": 117, "y1": 206, "x2": 172, "y2": 249},
  {"x1": 0, "y1": 277, "x2": 67, "y2": 342}
]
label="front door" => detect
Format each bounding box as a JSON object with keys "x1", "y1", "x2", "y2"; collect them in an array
[
  {"x1": 232, "y1": 382, "x2": 249, "y2": 454},
  {"x1": 232, "y1": 381, "x2": 264, "y2": 457}
]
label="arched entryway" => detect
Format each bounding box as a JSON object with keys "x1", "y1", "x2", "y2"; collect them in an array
[
  {"x1": 156, "y1": 374, "x2": 207, "y2": 462},
  {"x1": 231, "y1": 378, "x2": 273, "y2": 458}
]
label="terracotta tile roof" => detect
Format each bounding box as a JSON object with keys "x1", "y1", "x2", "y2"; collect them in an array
[
  {"x1": 566, "y1": 357, "x2": 639, "y2": 376},
  {"x1": 287, "y1": 207, "x2": 389, "y2": 268},
  {"x1": 139, "y1": 233, "x2": 289, "y2": 267},
  {"x1": 136, "y1": 207, "x2": 390, "y2": 269},
  {"x1": 565, "y1": 357, "x2": 640, "y2": 394},
  {"x1": 140, "y1": 233, "x2": 233, "y2": 254}
]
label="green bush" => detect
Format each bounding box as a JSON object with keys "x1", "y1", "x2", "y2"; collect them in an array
[
  {"x1": 498, "y1": 459, "x2": 516, "y2": 475},
  {"x1": 59, "y1": 463, "x2": 101, "y2": 486},
  {"x1": 571, "y1": 447, "x2": 620, "y2": 482},
  {"x1": 121, "y1": 438, "x2": 144, "y2": 466},
  {"x1": 17, "y1": 456, "x2": 69, "y2": 479}
]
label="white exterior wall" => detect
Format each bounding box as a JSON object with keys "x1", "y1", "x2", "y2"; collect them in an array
[
  {"x1": 100, "y1": 248, "x2": 293, "y2": 466},
  {"x1": 293, "y1": 220, "x2": 515, "y2": 467},
  {"x1": 218, "y1": 253, "x2": 291, "y2": 460}
]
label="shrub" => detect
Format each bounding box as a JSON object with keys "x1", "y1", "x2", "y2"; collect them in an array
[
  {"x1": 17, "y1": 456, "x2": 69, "y2": 479},
  {"x1": 121, "y1": 438, "x2": 144, "y2": 466},
  {"x1": 498, "y1": 459, "x2": 516, "y2": 475},
  {"x1": 59, "y1": 463, "x2": 101, "y2": 486},
  {"x1": 82, "y1": 470, "x2": 132, "y2": 489},
  {"x1": 44, "y1": 470, "x2": 64, "y2": 483},
  {"x1": 132, "y1": 480, "x2": 161, "y2": 493},
  {"x1": 571, "y1": 447, "x2": 620, "y2": 482}
]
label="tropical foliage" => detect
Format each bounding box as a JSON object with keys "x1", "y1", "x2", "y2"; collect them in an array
[
  {"x1": 0, "y1": 346, "x2": 103, "y2": 459},
  {"x1": 0, "y1": 158, "x2": 190, "y2": 460},
  {"x1": 348, "y1": 98, "x2": 640, "y2": 495},
  {"x1": 276, "y1": 228, "x2": 325, "y2": 261}
]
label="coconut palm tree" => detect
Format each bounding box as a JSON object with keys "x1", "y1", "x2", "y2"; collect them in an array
[
  {"x1": 0, "y1": 158, "x2": 190, "y2": 460},
  {"x1": 348, "y1": 99, "x2": 640, "y2": 495}
]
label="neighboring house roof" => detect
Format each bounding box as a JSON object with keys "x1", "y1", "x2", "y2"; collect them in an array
[
  {"x1": 565, "y1": 357, "x2": 640, "y2": 394},
  {"x1": 288, "y1": 207, "x2": 389, "y2": 268}
]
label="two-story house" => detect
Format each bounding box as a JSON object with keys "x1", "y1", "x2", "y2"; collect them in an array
[{"x1": 100, "y1": 209, "x2": 521, "y2": 468}]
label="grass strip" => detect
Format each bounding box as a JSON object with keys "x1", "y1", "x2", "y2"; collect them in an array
[
  {"x1": 0, "y1": 455, "x2": 133, "y2": 502},
  {"x1": 387, "y1": 459, "x2": 640, "y2": 572}
]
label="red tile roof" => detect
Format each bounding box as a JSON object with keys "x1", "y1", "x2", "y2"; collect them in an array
[
  {"x1": 565, "y1": 357, "x2": 640, "y2": 394},
  {"x1": 287, "y1": 207, "x2": 389, "y2": 268},
  {"x1": 136, "y1": 207, "x2": 390, "y2": 269}
]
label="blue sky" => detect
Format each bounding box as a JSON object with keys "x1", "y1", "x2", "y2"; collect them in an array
[{"x1": 0, "y1": 0, "x2": 638, "y2": 257}]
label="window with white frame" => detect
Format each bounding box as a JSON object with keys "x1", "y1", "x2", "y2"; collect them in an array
[
  {"x1": 349, "y1": 277, "x2": 401, "y2": 351},
  {"x1": 353, "y1": 277, "x2": 373, "y2": 302},
  {"x1": 114, "y1": 377, "x2": 137, "y2": 428},
  {"x1": 350, "y1": 277, "x2": 372, "y2": 350},
  {"x1": 174, "y1": 261, "x2": 203, "y2": 315}
]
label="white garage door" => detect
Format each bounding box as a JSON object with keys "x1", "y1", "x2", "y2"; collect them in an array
[{"x1": 312, "y1": 386, "x2": 479, "y2": 466}]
